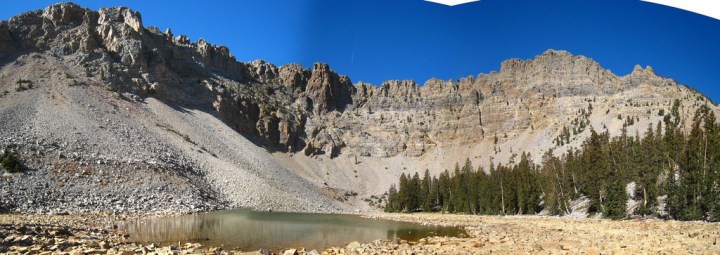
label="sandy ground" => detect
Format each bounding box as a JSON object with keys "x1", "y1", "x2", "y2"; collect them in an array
[
  {"x1": 2, "y1": 212, "x2": 719, "y2": 254},
  {"x1": 355, "y1": 213, "x2": 720, "y2": 254}
]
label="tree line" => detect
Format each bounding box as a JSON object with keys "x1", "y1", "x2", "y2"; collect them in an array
[{"x1": 385, "y1": 100, "x2": 720, "y2": 221}]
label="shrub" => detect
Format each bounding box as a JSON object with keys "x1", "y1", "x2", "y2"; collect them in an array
[
  {"x1": 1, "y1": 151, "x2": 23, "y2": 173},
  {"x1": 15, "y1": 79, "x2": 33, "y2": 91}
]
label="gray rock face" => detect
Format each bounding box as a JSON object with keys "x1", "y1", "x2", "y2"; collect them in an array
[
  {"x1": 279, "y1": 63, "x2": 311, "y2": 91},
  {"x1": 0, "y1": 3, "x2": 713, "y2": 160},
  {"x1": 305, "y1": 63, "x2": 355, "y2": 115},
  {"x1": 96, "y1": 6, "x2": 145, "y2": 71},
  {"x1": 0, "y1": 22, "x2": 15, "y2": 59}
]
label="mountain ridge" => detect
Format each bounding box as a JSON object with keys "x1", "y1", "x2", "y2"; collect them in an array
[{"x1": 0, "y1": 2, "x2": 717, "y2": 213}]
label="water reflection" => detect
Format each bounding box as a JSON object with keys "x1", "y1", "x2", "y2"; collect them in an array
[{"x1": 125, "y1": 209, "x2": 463, "y2": 252}]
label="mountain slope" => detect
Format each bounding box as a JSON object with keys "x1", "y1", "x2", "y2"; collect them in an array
[{"x1": 0, "y1": 3, "x2": 716, "y2": 213}]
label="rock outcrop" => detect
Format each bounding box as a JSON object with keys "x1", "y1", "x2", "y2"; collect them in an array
[
  {"x1": 1, "y1": 3, "x2": 715, "y2": 161},
  {"x1": 305, "y1": 63, "x2": 355, "y2": 115}
]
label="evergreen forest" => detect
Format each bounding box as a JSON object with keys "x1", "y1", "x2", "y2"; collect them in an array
[{"x1": 384, "y1": 101, "x2": 720, "y2": 221}]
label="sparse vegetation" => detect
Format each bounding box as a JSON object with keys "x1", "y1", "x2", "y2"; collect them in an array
[
  {"x1": 1, "y1": 150, "x2": 24, "y2": 173},
  {"x1": 15, "y1": 79, "x2": 34, "y2": 91},
  {"x1": 623, "y1": 115, "x2": 636, "y2": 127},
  {"x1": 364, "y1": 193, "x2": 387, "y2": 208},
  {"x1": 336, "y1": 191, "x2": 358, "y2": 202},
  {"x1": 156, "y1": 123, "x2": 218, "y2": 157},
  {"x1": 554, "y1": 125, "x2": 571, "y2": 146}
]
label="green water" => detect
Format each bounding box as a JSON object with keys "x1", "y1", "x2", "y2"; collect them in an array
[{"x1": 125, "y1": 209, "x2": 463, "y2": 252}]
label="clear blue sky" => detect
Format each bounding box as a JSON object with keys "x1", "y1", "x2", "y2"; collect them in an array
[{"x1": 2, "y1": 0, "x2": 720, "y2": 102}]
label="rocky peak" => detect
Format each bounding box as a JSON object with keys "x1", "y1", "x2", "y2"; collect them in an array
[
  {"x1": 620, "y1": 64, "x2": 667, "y2": 91},
  {"x1": 163, "y1": 27, "x2": 173, "y2": 38},
  {"x1": 248, "y1": 59, "x2": 279, "y2": 81},
  {"x1": 379, "y1": 80, "x2": 419, "y2": 97},
  {"x1": 173, "y1": 34, "x2": 191, "y2": 45},
  {"x1": 423, "y1": 78, "x2": 452, "y2": 90},
  {"x1": 496, "y1": 49, "x2": 618, "y2": 98},
  {"x1": 98, "y1": 6, "x2": 143, "y2": 33},
  {"x1": 42, "y1": 2, "x2": 88, "y2": 28},
  {"x1": 630, "y1": 64, "x2": 657, "y2": 77},
  {"x1": 500, "y1": 49, "x2": 603, "y2": 75},
  {"x1": 305, "y1": 63, "x2": 354, "y2": 114},
  {"x1": 646, "y1": 65, "x2": 656, "y2": 75},
  {"x1": 279, "y1": 63, "x2": 311, "y2": 91},
  {"x1": 354, "y1": 82, "x2": 376, "y2": 101}
]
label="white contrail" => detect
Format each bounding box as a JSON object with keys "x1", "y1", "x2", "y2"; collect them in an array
[
  {"x1": 351, "y1": 42, "x2": 356, "y2": 64},
  {"x1": 351, "y1": 33, "x2": 358, "y2": 64}
]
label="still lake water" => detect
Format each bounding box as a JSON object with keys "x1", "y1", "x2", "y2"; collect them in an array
[{"x1": 125, "y1": 209, "x2": 464, "y2": 252}]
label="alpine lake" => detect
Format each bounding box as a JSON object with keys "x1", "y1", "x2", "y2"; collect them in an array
[{"x1": 124, "y1": 209, "x2": 465, "y2": 252}]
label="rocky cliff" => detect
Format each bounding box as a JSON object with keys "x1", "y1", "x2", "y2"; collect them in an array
[{"x1": 0, "y1": 3, "x2": 716, "y2": 213}]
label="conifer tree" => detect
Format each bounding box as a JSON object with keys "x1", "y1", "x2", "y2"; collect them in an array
[
  {"x1": 461, "y1": 159, "x2": 475, "y2": 213},
  {"x1": 421, "y1": 169, "x2": 433, "y2": 211},
  {"x1": 398, "y1": 173, "x2": 409, "y2": 211},
  {"x1": 438, "y1": 170, "x2": 451, "y2": 211},
  {"x1": 410, "y1": 172, "x2": 421, "y2": 211},
  {"x1": 385, "y1": 184, "x2": 399, "y2": 212},
  {"x1": 604, "y1": 174, "x2": 627, "y2": 220},
  {"x1": 637, "y1": 124, "x2": 659, "y2": 215}
]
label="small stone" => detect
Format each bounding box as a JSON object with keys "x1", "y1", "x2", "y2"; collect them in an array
[
  {"x1": 583, "y1": 247, "x2": 601, "y2": 255},
  {"x1": 347, "y1": 241, "x2": 362, "y2": 250}
]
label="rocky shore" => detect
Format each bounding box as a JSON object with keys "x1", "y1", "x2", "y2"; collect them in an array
[
  {"x1": 2, "y1": 212, "x2": 720, "y2": 254},
  {"x1": 359, "y1": 213, "x2": 720, "y2": 254},
  {"x1": 0, "y1": 212, "x2": 253, "y2": 255}
]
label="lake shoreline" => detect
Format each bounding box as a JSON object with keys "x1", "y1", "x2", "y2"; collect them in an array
[{"x1": 2, "y1": 211, "x2": 719, "y2": 254}]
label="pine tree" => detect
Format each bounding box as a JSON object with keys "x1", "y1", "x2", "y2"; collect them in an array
[
  {"x1": 385, "y1": 184, "x2": 399, "y2": 212},
  {"x1": 700, "y1": 107, "x2": 719, "y2": 221},
  {"x1": 478, "y1": 165, "x2": 495, "y2": 214},
  {"x1": 438, "y1": 170, "x2": 451, "y2": 211},
  {"x1": 580, "y1": 128, "x2": 608, "y2": 213},
  {"x1": 540, "y1": 150, "x2": 571, "y2": 215},
  {"x1": 702, "y1": 109, "x2": 720, "y2": 221},
  {"x1": 410, "y1": 172, "x2": 422, "y2": 211},
  {"x1": 518, "y1": 152, "x2": 541, "y2": 214},
  {"x1": 421, "y1": 169, "x2": 433, "y2": 211},
  {"x1": 677, "y1": 106, "x2": 717, "y2": 220},
  {"x1": 398, "y1": 173, "x2": 409, "y2": 211},
  {"x1": 451, "y1": 163, "x2": 463, "y2": 212},
  {"x1": 637, "y1": 124, "x2": 659, "y2": 215},
  {"x1": 603, "y1": 175, "x2": 627, "y2": 220},
  {"x1": 461, "y1": 159, "x2": 475, "y2": 214}
]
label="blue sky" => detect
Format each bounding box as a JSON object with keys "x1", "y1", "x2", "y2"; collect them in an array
[{"x1": 2, "y1": 0, "x2": 720, "y2": 102}]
